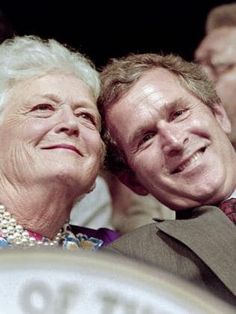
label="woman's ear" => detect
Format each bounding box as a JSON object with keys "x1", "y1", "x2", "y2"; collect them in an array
[
  {"x1": 117, "y1": 170, "x2": 149, "y2": 196},
  {"x1": 212, "y1": 102, "x2": 231, "y2": 133}
]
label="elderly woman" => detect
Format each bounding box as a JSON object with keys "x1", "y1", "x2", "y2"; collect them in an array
[{"x1": 0, "y1": 35, "x2": 119, "y2": 250}]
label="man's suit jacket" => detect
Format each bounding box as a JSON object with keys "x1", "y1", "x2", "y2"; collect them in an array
[{"x1": 106, "y1": 206, "x2": 236, "y2": 306}]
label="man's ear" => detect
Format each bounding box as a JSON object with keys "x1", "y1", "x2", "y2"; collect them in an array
[
  {"x1": 117, "y1": 170, "x2": 149, "y2": 196},
  {"x1": 212, "y1": 102, "x2": 231, "y2": 133}
]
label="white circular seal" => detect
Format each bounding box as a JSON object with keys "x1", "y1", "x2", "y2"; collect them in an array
[{"x1": 0, "y1": 248, "x2": 234, "y2": 314}]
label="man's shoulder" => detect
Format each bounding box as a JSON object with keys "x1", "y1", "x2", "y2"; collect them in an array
[
  {"x1": 106, "y1": 205, "x2": 235, "y2": 253},
  {"x1": 106, "y1": 222, "x2": 157, "y2": 248}
]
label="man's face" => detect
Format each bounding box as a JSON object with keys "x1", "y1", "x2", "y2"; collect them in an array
[
  {"x1": 106, "y1": 69, "x2": 234, "y2": 210},
  {"x1": 195, "y1": 27, "x2": 236, "y2": 145},
  {"x1": 0, "y1": 74, "x2": 103, "y2": 195}
]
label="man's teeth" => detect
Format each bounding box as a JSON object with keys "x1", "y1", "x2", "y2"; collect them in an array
[{"x1": 176, "y1": 151, "x2": 202, "y2": 172}]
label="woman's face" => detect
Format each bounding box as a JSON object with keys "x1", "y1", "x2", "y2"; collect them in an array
[{"x1": 0, "y1": 74, "x2": 103, "y2": 195}]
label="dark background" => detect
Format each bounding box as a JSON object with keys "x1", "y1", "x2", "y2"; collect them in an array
[{"x1": 0, "y1": 1, "x2": 233, "y2": 69}]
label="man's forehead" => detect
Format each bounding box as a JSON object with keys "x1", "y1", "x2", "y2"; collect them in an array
[
  {"x1": 126, "y1": 68, "x2": 177, "y2": 96},
  {"x1": 108, "y1": 67, "x2": 183, "y2": 113}
]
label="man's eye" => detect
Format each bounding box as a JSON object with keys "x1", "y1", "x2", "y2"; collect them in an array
[
  {"x1": 139, "y1": 132, "x2": 155, "y2": 145},
  {"x1": 31, "y1": 104, "x2": 54, "y2": 111},
  {"x1": 170, "y1": 109, "x2": 187, "y2": 121}
]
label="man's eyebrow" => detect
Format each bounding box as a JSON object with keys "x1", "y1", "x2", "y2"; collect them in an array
[{"x1": 161, "y1": 97, "x2": 190, "y2": 113}]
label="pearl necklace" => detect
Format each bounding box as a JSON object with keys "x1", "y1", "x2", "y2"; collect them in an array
[{"x1": 0, "y1": 204, "x2": 65, "y2": 248}]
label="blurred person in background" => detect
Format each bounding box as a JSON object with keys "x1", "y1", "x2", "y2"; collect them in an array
[{"x1": 195, "y1": 2, "x2": 236, "y2": 149}]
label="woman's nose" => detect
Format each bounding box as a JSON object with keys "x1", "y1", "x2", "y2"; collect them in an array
[{"x1": 54, "y1": 106, "x2": 79, "y2": 136}]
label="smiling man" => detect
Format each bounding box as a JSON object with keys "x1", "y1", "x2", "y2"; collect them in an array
[{"x1": 98, "y1": 53, "x2": 236, "y2": 305}]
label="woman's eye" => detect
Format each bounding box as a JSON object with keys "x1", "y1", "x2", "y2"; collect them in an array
[
  {"x1": 31, "y1": 104, "x2": 54, "y2": 111},
  {"x1": 79, "y1": 112, "x2": 96, "y2": 125}
]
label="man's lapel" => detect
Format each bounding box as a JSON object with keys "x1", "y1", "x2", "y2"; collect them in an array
[{"x1": 155, "y1": 206, "x2": 236, "y2": 295}]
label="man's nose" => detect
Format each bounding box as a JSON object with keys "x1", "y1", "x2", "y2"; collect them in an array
[
  {"x1": 55, "y1": 106, "x2": 79, "y2": 136},
  {"x1": 159, "y1": 121, "x2": 187, "y2": 157}
]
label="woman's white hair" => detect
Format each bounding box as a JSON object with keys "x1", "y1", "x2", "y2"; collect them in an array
[{"x1": 0, "y1": 35, "x2": 100, "y2": 112}]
